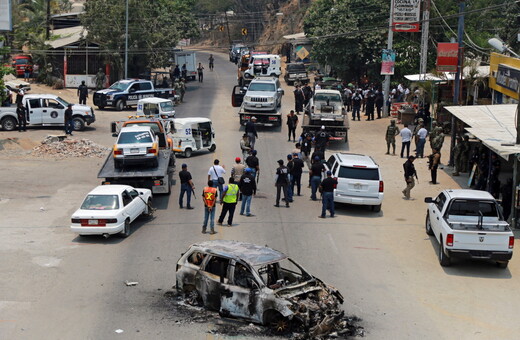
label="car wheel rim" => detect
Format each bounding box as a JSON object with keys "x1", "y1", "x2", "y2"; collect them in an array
[
  {"x1": 5, "y1": 120, "x2": 14, "y2": 130},
  {"x1": 73, "y1": 120, "x2": 81, "y2": 130}
]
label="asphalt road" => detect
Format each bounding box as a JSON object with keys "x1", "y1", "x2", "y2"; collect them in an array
[{"x1": 1, "y1": 50, "x2": 520, "y2": 340}]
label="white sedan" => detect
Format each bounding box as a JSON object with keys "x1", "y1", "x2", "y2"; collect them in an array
[{"x1": 71, "y1": 185, "x2": 152, "y2": 238}]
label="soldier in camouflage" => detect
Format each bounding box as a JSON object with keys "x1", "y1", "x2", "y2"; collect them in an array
[
  {"x1": 385, "y1": 119, "x2": 400, "y2": 155},
  {"x1": 429, "y1": 121, "x2": 438, "y2": 149},
  {"x1": 452, "y1": 136, "x2": 463, "y2": 176},
  {"x1": 431, "y1": 126, "x2": 445, "y2": 152}
]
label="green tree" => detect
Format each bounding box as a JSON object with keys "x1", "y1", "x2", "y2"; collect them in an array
[
  {"x1": 0, "y1": 37, "x2": 14, "y2": 104},
  {"x1": 82, "y1": 0, "x2": 200, "y2": 78}
]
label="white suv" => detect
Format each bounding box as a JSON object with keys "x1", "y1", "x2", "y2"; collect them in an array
[
  {"x1": 324, "y1": 153, "x2": 384, "y2": 212},
  {"x1": 242, "y1": 77, "x2": 284, "y2": 112}
]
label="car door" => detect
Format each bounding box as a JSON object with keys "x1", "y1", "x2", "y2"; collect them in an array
[
  {"x1": 220, "y1": 261, "x2": 262, "y2": 322},
  {"x1": 127, "y1": 189, "x2": 143, "y2": 220},
  {"x1": 41, "y1": 98, "x2": 65, "y2": 124},
  {"x1": 231, "y1": 85, "x2": 244, "y2": 107},
  {"x1": 25, "y1": 98, "x2": 43, "y2": 125},
  {"x1": 429, "y1": 192, "x2": 446, "y2": 237},
  {"x1": 194, "y1": 255, "x2": 230, "y2": 311},
  {"x1": 137, "y1": 82, "x2": 154, "y2": 101},
  {"x1": 121, "y1": 191, "x2": 136, "y2": 221}
]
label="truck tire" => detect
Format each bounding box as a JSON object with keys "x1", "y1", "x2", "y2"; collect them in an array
[
  {"x1": 209, "y1": 144, "x2": 216, "y2": 152},
  {"x1": 116, "y1": 99, "x2": 125, "y2": 111},
  {"x1": 72, "y1": 117, "x2": 85, "y2": 131},
  {"x1": 184, "y1": 148, "x2": 192, "y2": 158},
  {"x1": 372, "y1": 204, "x2": 381, "y2": 212},
  {"x1": 438, "y1": 238, "x2": 451, "y2": 267},
  {"x1": 425, "y1": 212, "x2": 434, "y2": 235},
  {"x1": 1, "y1": 116, "x2": 17, "y2": 131}
]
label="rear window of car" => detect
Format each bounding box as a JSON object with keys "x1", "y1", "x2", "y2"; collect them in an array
[
  {"x1": 118, "y1": 131, "x2": 153, "y2": 144},
  {"x1": 338, "y1": 166, "x2": 379, "y2": 180},
  {"x1": 287, "y1": 64, "x2": 305, "y2": 72},
  {"x1": 125, "y1": 123, "x2": 161, "y2": 134},
  {"x1": 81, "y1": 195, "x2": 120, "y2": 210}
]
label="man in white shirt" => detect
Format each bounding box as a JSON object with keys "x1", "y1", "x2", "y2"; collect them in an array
[
  {"x1": 415, "y1": 124, "x2": 428, "y2": 158},
  {"x1": 399, "y1": 124, "x2": 412, "y2": 158},
  {"x1": 208, "y1": 159, "x2": 226, "y2": 197}
]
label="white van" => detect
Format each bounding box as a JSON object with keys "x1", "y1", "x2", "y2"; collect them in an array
[
  {"x1": 243, "y1": 54, "x2": 281, "y2": 79},
  {"x1": 324, "y1": 153, "x2": 384, "y2": 212},
  {"x1": 136, "y1": 98, "x2": 175, "y2": 119}
]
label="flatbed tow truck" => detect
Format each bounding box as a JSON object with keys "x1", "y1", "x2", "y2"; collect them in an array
[
  {"x1": 98, "y1": 149, "x2": 174, "y2": 195},
  {"x1": 301, "y1": 114, "x2": 349, "y2": 142}
]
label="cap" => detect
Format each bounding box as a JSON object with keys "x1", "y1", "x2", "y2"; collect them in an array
[
  {"x1": 252, "y1": 150, "x2": 257, "y2": 155},
  {"x1": 251, "y1": 116, "x2": 257, "y2": 120},
  {"x1": 292, "y1": 152, "x2": 298, "y2": 156},
  {"x1": 181, "y1": 163, "x2": 187, "y2": 168},
  {"x1": 245, "y1": 167, "x2": 252, "y2": 173},
  {"x1": 326, "y1": 170, "x2": 332, "y2": 176},
  {"x1": 235, "y1": 157, "x2": 241, "y2": 162},
  {"x1": 314, "y1": 156, "x2": 320, "y2": 161},
  {"x1": 277, "y1": 159, "x2": 284, "y2": 165},
  {"x1": 321, "y1": 125, "x2": 325, "y2": 129}
]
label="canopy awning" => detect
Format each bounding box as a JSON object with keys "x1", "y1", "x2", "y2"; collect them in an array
[
  {"x1": 45, "y1": 26, "x2": 87, "y2": 49},
  {"x1": 405, "y1": 66, "x2": 490, "y2": 83},
  {"x1": 445, "y1": 104, "x2": 519, "y2": 159}
]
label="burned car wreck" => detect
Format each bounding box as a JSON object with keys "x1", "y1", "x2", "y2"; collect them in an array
[{"x1": 175, "y1": 240, "x2": 351, "y2": 337}]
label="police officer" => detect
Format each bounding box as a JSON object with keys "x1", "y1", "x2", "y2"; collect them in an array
[
  {"x1": 239, "y1": 168, "x2": 257, "y2": 216},
  {"x1": 274, "y1": 160, "x2": 290, "y2": 207},
  {"x1": 218, "y1": 177, "x2": 239, "y2": 226},
  {"x1": 64, "y1": 104, "x2": 74, "y2": 135},
  {"x1": 301, "y1": 133, "x2": 313, "y2": 169},
  {"x1": 245, "y1": 150, "x2": 260, "y2": 180},
  {"x1": 17, "y1": 102, "x2": 27, "y2": 132},
  {"x1": 315, "y1": 126, "x2": 330, "y2": 154},
  {"x1": 77, "y1": 80, "x2": 88, "y2": 105},
  {"x1": 319, "y1": 171, "x2": 337, "y2": 218},
  {"x1": 385, "y1": 120, "x2": 400, "y2": 155},
  {"x1": 178, "y1": 163, "x2": 195, "y2": 209}
]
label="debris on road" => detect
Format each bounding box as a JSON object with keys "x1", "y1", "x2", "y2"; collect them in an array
[
  {"x1": 115, "y1": 329, "x2": 124, "y2": 334},
  {"x1": 31, "y1": 136, "x2": 109, "y2": 158},
  {"x1": 125, "y1": 281, "x2": 139, "y2": 286}
]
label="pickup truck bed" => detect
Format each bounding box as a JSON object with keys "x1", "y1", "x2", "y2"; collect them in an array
[
  {"x1": 302, "y1": 114, "x2": 349, "y2": 142},
  {"x1": 98, "y1": 149, "x2": 174, "y2": 194}
]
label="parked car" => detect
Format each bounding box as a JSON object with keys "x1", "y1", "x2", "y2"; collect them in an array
[
  {"x1": 113, "y1": 125, "x2": 159, "y2": 169},
  {"x1": 70, "y1": 184, "x2": 152, "y2": 238},
  {"x1": 176, "y1": 240, "x2": 344, "y2": 333},
  {"x1": 324, "y1": 153, "x2": 384, "y2": 212},
  {"x1": 425, "y1": 189, "x2": 514, "y2": 268},
  {"x1": 242, "y1": 77, "x2": 284, "y2": 112}
]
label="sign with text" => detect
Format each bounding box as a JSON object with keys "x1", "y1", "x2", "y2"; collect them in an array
[
  {"x1": 496, "y1": 64, "x2": 520, "y2": 93},
  {"x1": 381, "y1": 49, "x2": 396, "y2": 75},
  {"x1": 436, "y1": 43, "x2": 458, "y2": 72},
  {"x1": 392, "y1": 0, "x2": 421, "y2": 32},
  {"x1": 0, "y1": 0, "x2": 12, "y2": 31}
]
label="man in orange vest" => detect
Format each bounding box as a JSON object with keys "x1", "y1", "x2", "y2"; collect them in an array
[{"x1": 202, "y1": 180, "x2": 218, "y2": 234}]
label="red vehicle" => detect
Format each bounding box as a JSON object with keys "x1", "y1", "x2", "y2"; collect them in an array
[{"x1": 12, "y1": 55, "x2": 33, "y2": 77}]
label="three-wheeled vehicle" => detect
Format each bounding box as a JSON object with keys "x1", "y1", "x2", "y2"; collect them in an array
[
  {"x1": 171, "y1": 118, "x2": 216, "y2": 158},
  {"x1": 136, "y1": 98, "x2": 175, "y2": 119}
]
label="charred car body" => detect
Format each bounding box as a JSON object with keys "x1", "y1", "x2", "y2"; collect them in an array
[{"x1": 176, "y1": 240, "x2": 344, "y2": 333}]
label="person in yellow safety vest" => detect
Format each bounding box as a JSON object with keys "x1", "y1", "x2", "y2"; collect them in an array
[
  {"x1": 202, "y1": 180, "x2": 218, "y2": 234},
  {"x1": 218, "y1": 177, "x2": 239, "y2": 227}
]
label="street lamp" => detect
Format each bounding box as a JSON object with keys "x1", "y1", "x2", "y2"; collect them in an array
[{"x1": 488, "y1": 37, "x2": 520, "y2": 58}]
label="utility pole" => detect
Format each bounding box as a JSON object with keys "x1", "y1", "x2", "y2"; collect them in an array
[
  {"x1": 46, "y1": 0, "x2": 51, "y2": 40},
  {"x1": 124, "y1": 0, "x2": 129, "y2": 79},
  {"x1": 449, "y1": 0, "x2": 465, "y2": 166},
  {"x1": 224, "y1": 11, "x2": 232, "y2": 46},
  {"x1": 383, "y1": 0, "x2": 395, "y2": 118},
  {"x1": 419, "y1": 0, "x2": 430, "y2": 79}
]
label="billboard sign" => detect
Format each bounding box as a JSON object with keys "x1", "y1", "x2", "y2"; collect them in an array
[
  {"x1": 381, "y1": 49, "x2": 396, "y2": 75},
  {"x1": 0, "y1": 0, "x2": 12, "y2": 31},
  {"x1": 496, "y1": 64, "x2": 520, "y2": 93},
  {"x1": 436, "y1": 43, "x2": 458, "y2": 72},
  {"x1": 392, "y1": 0, "x2": 421, "y2": 32}
]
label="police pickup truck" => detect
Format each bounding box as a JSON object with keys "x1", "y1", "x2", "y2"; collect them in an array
[
  {"x1": 93, "y1": 79, "x2": 176, "y2": 111},
  {"x1": 0, "y1": 94, "x2": 95, "y2": 131}
]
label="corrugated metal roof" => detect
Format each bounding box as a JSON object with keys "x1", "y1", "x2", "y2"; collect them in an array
[
  {"x1": 46, "y1": 26, "x2": 87, "y2": 49},
  {"x1": 445, "y1": 104, "x2": 519, "y2": 159}
]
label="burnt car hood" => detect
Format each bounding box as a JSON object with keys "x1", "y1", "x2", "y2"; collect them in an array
[{"x1": 274, "y1": 278, "x2": 344, "y2": 304}]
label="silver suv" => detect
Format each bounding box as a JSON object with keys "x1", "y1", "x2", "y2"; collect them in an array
[
  {"x1": 243, "y1": 77, "x2": 284, "y2": 112},
  {"x1": 324, "y1": 153, "x2": 384, "y2": 212}
]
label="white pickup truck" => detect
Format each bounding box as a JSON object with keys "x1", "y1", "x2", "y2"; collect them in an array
[
  {"x1": 0, "y1": 94, "x2": 95, "y2": 131},
  {"x1": 424, "y1": 189, "x2": 514, "y2": 268}
]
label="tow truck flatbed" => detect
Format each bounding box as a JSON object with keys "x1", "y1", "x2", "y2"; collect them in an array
[{"x1": 98, "y1": 149, "x2": 174, "y2": 194}]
